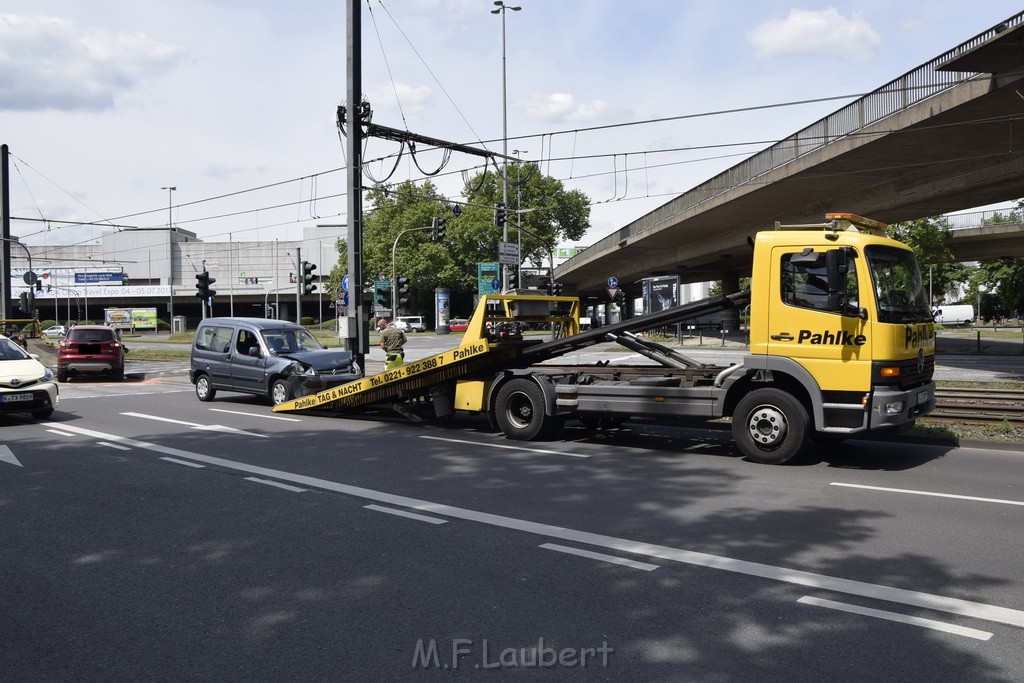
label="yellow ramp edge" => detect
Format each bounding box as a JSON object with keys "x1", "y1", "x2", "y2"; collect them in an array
[{"x1": 272, "y1": 340, "x2": 516, "y2": 413}]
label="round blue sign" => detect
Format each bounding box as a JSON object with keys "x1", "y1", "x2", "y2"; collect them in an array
[
  {"x1": 342, "y1": 274, "x2": 349, "y2": 292},
  {"x1": 490, "y1": 277, "x2": 501, "y2": 292},
  {"x1": 607, "y1": 276, "x2": 618, "y2": 288}
]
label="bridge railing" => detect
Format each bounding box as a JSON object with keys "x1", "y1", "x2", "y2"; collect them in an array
[{"x1": 562, "y1": 11, "x2": 1024, "y2": 272}]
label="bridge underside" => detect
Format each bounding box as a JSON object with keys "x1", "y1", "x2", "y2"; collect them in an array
[{"x1": 559, "y1": 22, "x2": 1024, "y2": 296}]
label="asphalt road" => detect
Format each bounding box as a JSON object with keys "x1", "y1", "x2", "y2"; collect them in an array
[{"x1": 2, "y1": 379, "x2": 1024, "y2": 680}]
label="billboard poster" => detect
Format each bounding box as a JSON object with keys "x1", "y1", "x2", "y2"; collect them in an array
[
  {"x1": 644, "y1": 276, "x2": 679, "y2": 313},
  {"x1": 104, "y1": 307, "x2": 158, "y2": 330}
]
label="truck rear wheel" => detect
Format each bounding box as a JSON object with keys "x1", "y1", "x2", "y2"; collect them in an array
[
  {"x1": 495, "y1": 378, "x2": 557, "y2": 440},
  {"x1": 732, "y1": 388, "x2": 809, "y2": 464}
]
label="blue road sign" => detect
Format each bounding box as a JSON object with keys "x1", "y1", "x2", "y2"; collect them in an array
[
  {"x1": 342, "y1": 274, "x2": 349, "y2": 291},
  {"x1": 491, "y1": 277, "x2": 501, "y2": 292},
  {"x1": 608, "y1": 276, "x2": 618, "y2": 288},
  {"x1": 453, "y1": 205, "x2": 462, "y2": 218}
]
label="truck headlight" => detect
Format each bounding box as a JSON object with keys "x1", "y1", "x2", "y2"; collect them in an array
[{"x1": 884, "y1": 400, "x2": 905, "y2": 415}]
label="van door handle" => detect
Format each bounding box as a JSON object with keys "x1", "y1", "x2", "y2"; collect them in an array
[{"x1": 771, "y1": 333, "x2": 794, "y2": 341}]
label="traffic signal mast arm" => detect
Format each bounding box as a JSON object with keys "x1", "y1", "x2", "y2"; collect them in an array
[{"x1": 391, "y1": 222, "x2": 442, "y2": 317}]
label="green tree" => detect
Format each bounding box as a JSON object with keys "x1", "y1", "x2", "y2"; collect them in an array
[
  {"x1": 886, "y1": 216, "x2": 968, "y2": 305},
  {"x1": 330, "y1": 165, "x2": 592, "y2": 314},
  {"x1": 971, "y1": 201, "x2": 1024, "y2": 320},
  {"x1": 462, "y1": 161, "x2": 591, "y2": 268}
]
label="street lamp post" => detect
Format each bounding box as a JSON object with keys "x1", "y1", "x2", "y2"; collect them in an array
[
  {"x1": 161, "y1": 186, "x2": 176, "y2": 327},
  {"x1": 492, "y1": 0, "x2": 521, "y2": 291}
]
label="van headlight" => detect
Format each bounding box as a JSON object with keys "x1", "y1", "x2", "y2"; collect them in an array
[{"x1": 290, "y1": 361, "x2": 317, "y2": 377}]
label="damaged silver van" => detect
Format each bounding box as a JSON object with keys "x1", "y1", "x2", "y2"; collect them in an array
[{"x1": 190, "y1": 317, "x2": 361, "y2": 405}]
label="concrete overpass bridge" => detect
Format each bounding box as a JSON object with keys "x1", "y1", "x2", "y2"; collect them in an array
[{"x1": 555, "y1": 11, "x2": 1024, "y2": 305}]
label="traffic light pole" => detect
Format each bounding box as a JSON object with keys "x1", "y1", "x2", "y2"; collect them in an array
[
  {"x1": 391, "y1": 225, "x2": 433, "y2": 319},
  {"x1": 295, "y1": 247, "x2": 302, "y2": 323}
]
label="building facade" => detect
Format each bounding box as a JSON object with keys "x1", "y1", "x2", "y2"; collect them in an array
[{"x1": 9, "y1": 226, "x2": 342, "y2": 329}]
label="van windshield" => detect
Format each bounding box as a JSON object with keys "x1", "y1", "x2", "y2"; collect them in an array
[{"x1": 261, "y1": 329, "x2": 324, "y2": 354}]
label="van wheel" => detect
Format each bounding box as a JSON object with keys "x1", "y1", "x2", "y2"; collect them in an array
[
  {"x1": 270, "y1": 379, "x2": 292, "y2": 405},
  {"x1": 57, "y1": 369, "x2": 68, "y2": 383},
  {"x1": 195, "y1": 374, "x2": 216, "y2": 402},
  {"x1": 732, "y1": 388, "x2": 808, "y2": 464},
  {"x1": 495, "y1": 378, "x2": 554, "y2": 441}
]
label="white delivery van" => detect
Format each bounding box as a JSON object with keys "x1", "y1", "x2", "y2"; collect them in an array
[{"x1": 932, "y1": 304, "x2": 974, "y2": 326}]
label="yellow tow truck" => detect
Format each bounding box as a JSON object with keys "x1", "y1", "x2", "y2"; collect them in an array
[{"x1": 275, "y1": 213, "x2": 936, "y2": 464}]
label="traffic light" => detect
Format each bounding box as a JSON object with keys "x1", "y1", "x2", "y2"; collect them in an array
[
  {"x1": 375, "y1": 284, "x2": 393, "y2": 312},
  {"x1": 34, "y1": 280, "x2": 43, "y2": 293},
  {"x1": 493, "y1": 202, "x2": 506, "y2": 229},
  {"x1": 508, "y1": 270, "x2": 518, "y2": 290},
  {"x1": 396, "y1": 277, "x2": 411, "y2": 311},
  {"x1": 195, "y1": 271, "x2": 217, "y2": 300},
  {"x1": 615, "y1": 289, "x2": 626, "y2": 306},
  {"x1": 301, "y1": 261, "x2": 317, "y2": 294},
  {"x1": 431, "y1": 217, "x2": 447, "y2": 242},
  {"x1": 18, "y1": 291, "x2": 29, "y2": 313},
  {"x1": 551, "y1": 281, "x2": 564, "y2": 296}
]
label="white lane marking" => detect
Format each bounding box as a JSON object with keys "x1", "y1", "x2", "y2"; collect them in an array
[
  {"x1": 97, "y1": 441, "x2": 132, "y2": 451},
  {"x1": 419, "y1": 435, "x2": 590, "y2": 458},
  {"x1": 46, "y1": 429, "x2": 75, "y2": 437},
  {"x1": 160, "y1": 457, "x2": 206, "y2": 468},
  {"x1": 121, "y1": 412, "x2": 268, "y2": 438},
  {"x1": 45, "y1": 421, "x2": 1024, "y2": 630},
  {"x1": 0, "y1": 445, "x2": 22, "y2": 467},
  {"x1": 798, "y1": 596, "x2": 993, "y2": 641},
  {"x1": 245, "y1": 477, "x2": 307, "y2": 493},
  {"x1": 831, "y1": 482, "x2": 1024, "y2": 508},
  {"x1": 540, "y1": 543, "x2": 659, "y2": 571},
  {"x1": 364, "y1": 504, "x2": 448, "y2": 525},
  {"x1": 209, "y1": 408, "x2": 302, "y2": 422}
]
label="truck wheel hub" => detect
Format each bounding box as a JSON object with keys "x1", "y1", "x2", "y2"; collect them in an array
[{"x1": 747, "y1": 406, "x2": 786, "y2": 446}]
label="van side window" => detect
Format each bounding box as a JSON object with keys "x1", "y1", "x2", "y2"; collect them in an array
[
  {"x1": 196, "y1": 325, "x2": 233, "y2": 353},
  {"x1": 235, "y1": 329, "x2": 259, "y2": 356}
]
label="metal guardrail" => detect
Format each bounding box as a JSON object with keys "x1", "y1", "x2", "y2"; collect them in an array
[{"x1": 562, "y1": 11, "x2": 1024, "y2": 271}]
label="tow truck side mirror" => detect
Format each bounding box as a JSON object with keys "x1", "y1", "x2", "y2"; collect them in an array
[{"x1": 825, "y1": 248, "x2": 853, "y2": 312}]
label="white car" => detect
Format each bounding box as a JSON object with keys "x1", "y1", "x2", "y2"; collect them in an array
[
  {"x1": 43, "y1": 325, "x2": 67, "y2": 338},
  {"x1": 395, "y1": 316, "x2": 427, "y2": 333},
  {"x1": 0, "y1": 335, "x2": 58, "y2": 419}
]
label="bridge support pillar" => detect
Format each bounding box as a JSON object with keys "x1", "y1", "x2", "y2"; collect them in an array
[{"x1": 720, "y1": 271, "x2": 742, "y2": 333}]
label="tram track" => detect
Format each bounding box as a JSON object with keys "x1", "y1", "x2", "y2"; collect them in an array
[{"x1": 930, "y1": 386, "x2": 1024, "y2": 424}]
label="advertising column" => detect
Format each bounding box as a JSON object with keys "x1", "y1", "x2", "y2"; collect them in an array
[{"x1": 434, "y1": 287, "x2": 450, "y2": 334}]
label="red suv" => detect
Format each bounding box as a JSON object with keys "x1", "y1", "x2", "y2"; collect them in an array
[{"x1": 57, "y1": 325, "x2": 127, "y2": 381}]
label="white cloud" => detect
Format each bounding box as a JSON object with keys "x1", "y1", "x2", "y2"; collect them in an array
[
  {"x1": 0, "y1": 13, "x2": 183, "y2": 112},
  {"x1": 523, "y1": 92, "x2": 607, "y2": 123},
  {"x1": 747, "y1": 8, "x2": 881, "y2": 61}
]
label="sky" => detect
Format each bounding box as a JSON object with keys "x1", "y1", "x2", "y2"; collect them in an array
[{"x1": 2, "y1": 1, "x2": 1023, "y2": 257}]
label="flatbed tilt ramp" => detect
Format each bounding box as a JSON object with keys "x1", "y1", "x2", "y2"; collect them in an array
[{"x1": 273, "y1": 291, "x2": 750, "y2": 414}]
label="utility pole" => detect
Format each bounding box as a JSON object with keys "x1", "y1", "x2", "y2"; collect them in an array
[
  {"x1": 346, "y1": 0, "x2": 366, "y2": 369},
  {"x1": 1, "y1": 144, "x2": 11, "y2": 320}
]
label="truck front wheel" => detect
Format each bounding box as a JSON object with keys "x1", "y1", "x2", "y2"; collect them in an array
[
  {"x1": 732, "y1": 388, "x2": 809, "y2": 464},
  {"x1": 495, "y1": 378, "x2": 557, "y2": 440}
]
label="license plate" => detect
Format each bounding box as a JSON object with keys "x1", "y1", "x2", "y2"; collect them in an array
[
  {"x1": 1, "y1": 393, "x2": 32, "y2": 403},
  {"x1": 917, "y1": 390, "x2": 929, "y2": 405}
]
